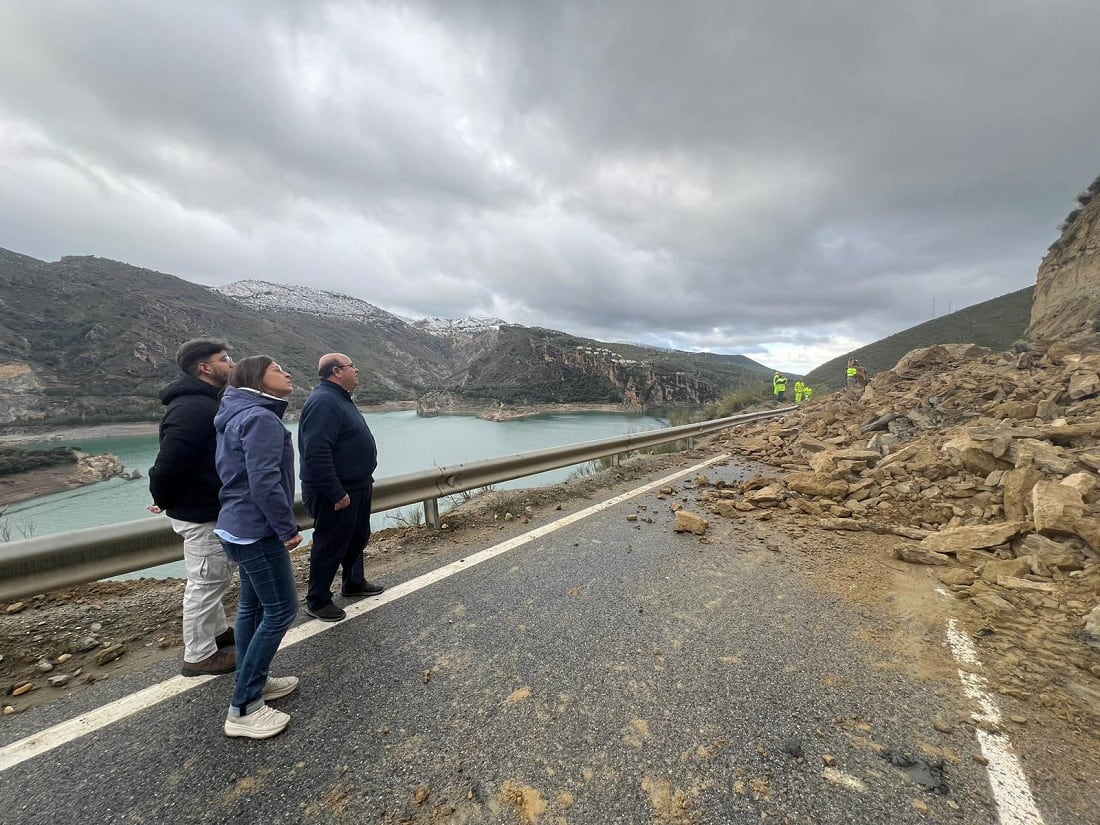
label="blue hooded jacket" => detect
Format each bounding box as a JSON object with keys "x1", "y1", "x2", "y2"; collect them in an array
[{"x1": 214, "y1": 386, "x2": 298, "y2": 542}]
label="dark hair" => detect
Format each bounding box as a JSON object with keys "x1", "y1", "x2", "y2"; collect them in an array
[
  {"x1": 176, "y1": 338, "x2": 229, "y2": 377},
  {"x1": 318, "y1": 356, "x2": 343, "y2": 378},
  {"x1": 230, "y1": 355, "x2": 274, "y2": 391}
]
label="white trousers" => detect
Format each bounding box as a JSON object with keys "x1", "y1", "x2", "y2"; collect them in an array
[{"x1": 170, "y1": 518, "x2": 235, "y2": 663}]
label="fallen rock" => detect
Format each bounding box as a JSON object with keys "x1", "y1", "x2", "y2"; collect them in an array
[
  {"x1": 673, "y1": 510, "x2": 708, "y2": 535},
  {"x1": 1031, "y1": 481, "x2": 1085, "y2": 534},
  {"x1": 787, "y1": 472, "x2": 849, "y2": 499},
  {"x1": 94, "y1": 643, "x2": 125, "y2": 667},
  {"x1": 894, "y1": 545, "x2": 950, "y2": 566},
  {"x1": 980, "y1": 558, "x2": 1032, "y2": 584},
  {"x1": 919, "y1": 522, "x2": 1031, "y2": 555},
  {"x1": 936, "y1": 568, "x2": 978, "y2": 586}
]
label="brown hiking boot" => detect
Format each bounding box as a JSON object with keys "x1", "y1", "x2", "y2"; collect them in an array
[
  {"x1": 215, "y1": 628, "x2": 235, "y2": 649},
  {"x1": 181, "y1": 647, "x2": 236, "y2": 677}
]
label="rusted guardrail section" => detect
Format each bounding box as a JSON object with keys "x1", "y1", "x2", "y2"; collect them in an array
[{"x1": 0, "y1": 407, "x2": 793, "y2": 601}]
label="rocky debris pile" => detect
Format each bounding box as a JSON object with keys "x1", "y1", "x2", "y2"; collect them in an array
[
  {"x1": 706, "y1": 341, "x2": 1100, "y2": 724},
  {"x1": 74, "y1": 451, "x2": 126, "y2": 483}
]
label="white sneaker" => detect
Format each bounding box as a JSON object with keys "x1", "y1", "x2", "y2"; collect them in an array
[
  {"x1": 262, "y1": 675, "x2": 299, "y2": 701},
  {"x1": 224, "y1": 705, "x2": 290, "y2": 739}
]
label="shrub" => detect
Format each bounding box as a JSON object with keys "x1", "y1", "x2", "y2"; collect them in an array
[
  {"x1": 710, "y1": 382, "x2": 774, "y2": 417},
  {"x1": 0, "y1": 446, "x2": 79, "y2": 477}
]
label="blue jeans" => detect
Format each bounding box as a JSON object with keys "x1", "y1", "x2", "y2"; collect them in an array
[{"x1": 220, "y1": 535, "x2": 298, "y2": 715}]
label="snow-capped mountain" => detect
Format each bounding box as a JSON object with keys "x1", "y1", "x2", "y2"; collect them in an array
[
  {"x1": 407, "y1": 316, "x2": 507, "y2": 337},
  {"x1": 213, "y1": 280, "x2": 407, "y2": 328},
  {"x1": 213, "y1": 280, "x2": 505, "y2": 338}
]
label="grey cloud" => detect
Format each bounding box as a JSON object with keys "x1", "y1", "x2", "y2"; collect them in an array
[{"x1": 0, "y1": 0, "x2": 1097, "y2": 372}]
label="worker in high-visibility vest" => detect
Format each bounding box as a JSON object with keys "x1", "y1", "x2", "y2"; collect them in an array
[
  {"x1": 794, "y1": 379, "x2": 806, "y2": 403},
  {"x1": 773, "y1": 372, "x2": 788, "y2": 403},
  {"x1": 846, "y1": 359, "x2": 858, "y2": 389},
  {"x1": 803, "y1": 385, "x2": 814, "y2": 401}
]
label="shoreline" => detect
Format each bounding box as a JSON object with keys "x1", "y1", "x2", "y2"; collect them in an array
[
  {"x1": 0, "y1": 401, "x2": 666, "y2": 445},
  {"x1": 423, "y1": 402, "x2": 655, "y2": 421},
  {"x1": 0, "y1": 422, "x2": 161, "y2": 445}
]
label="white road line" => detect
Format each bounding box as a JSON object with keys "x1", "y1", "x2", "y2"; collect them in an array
[
  {"x1": 943, "y1": 617, "x2": 1045, "y2": 825},
  {"x1": 0, "y1": 454, "x2": 728, "y2": 773}
]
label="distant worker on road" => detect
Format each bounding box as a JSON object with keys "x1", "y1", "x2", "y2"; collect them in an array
[
  {"x1": 148, "y1": 338, "x2": 237, "y2": 678},
  {"x1": 773, "y1": 372, "x2": 788, "y2": 403},
  {"x1": 794, "y1": 379, "x2": 806, "y2": 403},
  {"x1": 299, "y1": 353, "x2": 384, "y2": 623},
  {"x1": 803, "y1": 385, "x2": 814, "y2": 401}
]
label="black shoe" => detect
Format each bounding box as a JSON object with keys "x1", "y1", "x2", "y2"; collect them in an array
[
  {"x1": 215, "y1": 628, "x2": 235, "y2": 649},
  {"x1": 305, "y1": 602, "x2": 346, "y2": 622},
  {"x1": 341, "y1": 581, "x2": 385, "y2": 599}
]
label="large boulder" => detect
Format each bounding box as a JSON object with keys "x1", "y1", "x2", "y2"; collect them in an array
[
  {"x1": 941, "y1": 431, "x2": 1014, "y2": 476},
  {"x1": 786, "y1": 472, "x2": 849, "y2": 499},
  {"x1": 1002, "y1": 467, "x2": 1044, "y2": 522},
  {"x1": 919, "y1": 521, "x2": 1031, "y2": 555},
  {"x1": 1031, "y1": 481, "x2": 1086, "y2": 534}
]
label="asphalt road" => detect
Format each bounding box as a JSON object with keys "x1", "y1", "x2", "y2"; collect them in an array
[{"x1": 0, "y1": 456, "x2": 1032, "y2": 824}]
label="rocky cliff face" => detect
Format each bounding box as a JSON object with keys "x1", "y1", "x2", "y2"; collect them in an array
[
  {"x1": 0, "y1": 362, "x2": 46, "y2": 425},
  {"x1": 1029, "y1": 175, "x2": 1100, "y2": 342}
]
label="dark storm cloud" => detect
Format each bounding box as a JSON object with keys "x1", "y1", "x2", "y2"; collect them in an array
[{"x1": 1, "y1": 0, "x2": 1097, "y2": 371}]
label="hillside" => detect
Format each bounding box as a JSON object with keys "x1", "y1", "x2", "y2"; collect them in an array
[
  {"x1": 0, "y1": 249, "x2": 777, "y2": 426},
  {"x1": 424, "y1": 326, "x2": 775, "y2": 411},
  {"x1": 0, "y1": 250, "x2": 458, "y2": 423},
  {"x1": 802, "y1": 286, "x2": 1034, "y2": 392}
]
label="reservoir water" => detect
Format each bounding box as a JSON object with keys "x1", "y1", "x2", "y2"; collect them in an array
[{"x1": 2, "y1": 410, "x2": 666, "y2": 577}]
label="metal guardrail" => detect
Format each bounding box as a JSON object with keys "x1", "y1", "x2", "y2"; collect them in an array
[{"x1": 0, "y1": 406, "x2": 793, "y2": 601}]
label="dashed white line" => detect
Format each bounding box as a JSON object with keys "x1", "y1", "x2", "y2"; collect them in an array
[
  {"x1": 0, "y1": 453, "x2": 729, "y2": 773},
  {"x1": 943, "y1": 615, "x2": 1045, "y2": 825}
]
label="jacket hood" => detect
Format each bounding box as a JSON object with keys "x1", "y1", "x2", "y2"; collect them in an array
[
  {"x1": 214, "y1": 386, "x2": 289, "y2": 432},
  {"x1": 159, "y1": 373, "x2": 222, "y2": 405}
]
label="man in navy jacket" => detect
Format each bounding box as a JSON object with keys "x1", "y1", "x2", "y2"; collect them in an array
[{"x1": 298, "y1": 352, "x2": 384, "y2": 622}]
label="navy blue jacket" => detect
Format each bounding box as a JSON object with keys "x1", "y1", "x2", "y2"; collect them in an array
[
  {"x1": 214, "y1": 386, "x2": 298, "y2": 542},
  {"x1": 298, "y1": 380, "x2": 377, "y2": 504},
  {"x1": 148, "y1": 374, "x2": 222, "y2": 523}
]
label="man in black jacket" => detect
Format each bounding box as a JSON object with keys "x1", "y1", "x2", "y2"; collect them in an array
[
  {"x1": 299, "y1": 352, "x2": 384, "y2": 622},
  {"x1": 149, "y1": 339, "x2": 237, "y2": 675}
]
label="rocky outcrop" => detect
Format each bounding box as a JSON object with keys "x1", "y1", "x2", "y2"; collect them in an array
[
  {"x1": 1029, "y1": 175, "x2": 1100, "y2": 342},
  {"x1": 0, "y1": 362, "x2": 47, "y2": 425}
]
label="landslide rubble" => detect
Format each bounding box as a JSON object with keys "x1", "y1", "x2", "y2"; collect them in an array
[{"x1": 707, "y1": 340, "x2": 1100, "y2": 731}]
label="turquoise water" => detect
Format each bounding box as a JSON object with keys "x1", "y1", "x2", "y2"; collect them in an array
[{"x1": 1, "y1": 411, "x2": 666, "y2": 575}]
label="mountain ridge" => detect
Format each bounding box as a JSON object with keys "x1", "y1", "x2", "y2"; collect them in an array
[{"x1": 0, "y1": 248, "x2": 778, "y2": 425}]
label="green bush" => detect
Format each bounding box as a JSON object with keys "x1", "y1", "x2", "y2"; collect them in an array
[
  {"x1": 0, "y1": 446, "x2": 79, "y2": 477},
  {"x1": 710, "y1": 382, "x2": 774, "y2": 417}
]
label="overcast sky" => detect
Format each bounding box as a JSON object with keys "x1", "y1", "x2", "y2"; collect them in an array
[{"x1": 1, "y1": 1, "x2": 1097, "y2": 373}]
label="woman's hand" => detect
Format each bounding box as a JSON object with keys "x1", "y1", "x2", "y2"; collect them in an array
[{"x1": 284, "y1": 533, "x2": 303, "y2": 550}]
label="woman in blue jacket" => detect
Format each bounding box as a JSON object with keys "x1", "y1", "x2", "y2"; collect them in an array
[{"x1": 214, "y1": 356, "x2": 303, "y2": 739}]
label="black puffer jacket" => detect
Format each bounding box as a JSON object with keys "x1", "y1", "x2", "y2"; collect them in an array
[{"x1": 148, "y1": 374, "x2": 222, "y2": 523}]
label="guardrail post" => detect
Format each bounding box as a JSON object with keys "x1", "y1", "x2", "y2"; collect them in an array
[
  {"x1": 423, "y1": 498, "x2": 441, "y2": 529},
  {"x1": 610, "y1": 453, "x2": 620, "y2": 467}
]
